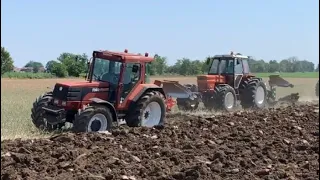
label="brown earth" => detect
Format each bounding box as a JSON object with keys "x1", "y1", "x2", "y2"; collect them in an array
[{"x1": 1, "y1": 103, "x2": 319, "y2": 180}]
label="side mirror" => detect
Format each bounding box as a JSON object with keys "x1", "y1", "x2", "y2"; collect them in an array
[{"x1": 132, "y1": 65, "x2": 139, "y2": 73}]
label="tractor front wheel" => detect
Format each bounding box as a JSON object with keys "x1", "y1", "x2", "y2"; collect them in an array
[
  {"x1": 31, "y1": 92, "x2": 64, "y2": 131},
  {"x1": 125, "y1": 91, "x2": 166, "y2": 127},
  {"x1": 73, "y1": 104, "x2": 113, "y2": 132},
  {"x1": 240, "y1": 78, "x2": 267, "y2": 109},
  {"x1": 212, "y1": 85, "x2": 237, "y2": 112}
]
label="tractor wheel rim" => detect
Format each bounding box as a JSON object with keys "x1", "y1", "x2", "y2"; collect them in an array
[
  {"x1": 225, "y1": 92, "x2": 235, "y2": 109},
  {"x1": 142, "y1": 102, "x2": 161, "y2": 127},
  {"x1": 255, "y1": 86, "x2": 265, "y2": 105},
  {"x1": 87, "y1": 113, "x2": 108, "y2": 132}
]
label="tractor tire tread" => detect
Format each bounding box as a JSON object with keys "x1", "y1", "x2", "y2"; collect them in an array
[
  {"x1": 240, "y1": 78, "x2": 267, "y2": 109},
  {"x1": 31, "y1": 92, "x2": 63, "y2": 131},
  {"x1": 125, "y1": 91, "x2": 166, "y2": 127},
  {"x1": 212, "y1": 85, "x2": 236, "y2": 111},
  {"x1": 73, "y1": 104, "x2": 113, "y2": 133}
]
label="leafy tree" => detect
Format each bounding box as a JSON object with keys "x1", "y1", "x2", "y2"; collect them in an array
[
  {"x1": 56, "y1": 52, "x2": 88, "y2": 77},
  {"x1": 51, "y1": 62, "x2": 68, "y2": 77},
  {"x1": 268, "y1": 60, "x2": 279, "y2": 73},
  {"x1": 24, "y1": 61, "x2": 44, "y2": 73},
  {"x1": 1, "y1": 47, "x2": 14, "y2": 74},
  {"x1": 45, "y1": 60, "x2": 58, "y2": 73},
  {"x1": 149, "y1": 54, "x2": 168, "y2": 75}
]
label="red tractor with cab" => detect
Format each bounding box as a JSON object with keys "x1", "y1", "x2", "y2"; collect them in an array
[{"x1": 31, "y1": 49, "x2": 174, "y2": 132}]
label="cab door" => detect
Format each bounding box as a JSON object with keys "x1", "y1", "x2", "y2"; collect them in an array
[{"x1": 120, "y1": 63, "x2": 141, "y2": 101}]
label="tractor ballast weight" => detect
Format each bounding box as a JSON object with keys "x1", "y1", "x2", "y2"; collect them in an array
[{"x1": 31, "y1": 49, "x2": 174, "y2": 133}]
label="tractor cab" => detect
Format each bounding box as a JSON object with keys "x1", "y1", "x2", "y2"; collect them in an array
[
  {"x1": 198, "y1": 52, "x2": 253, "y2": 92},
  {"x1": 86, "y1": 49, "x2": 153, "y2": 103}
]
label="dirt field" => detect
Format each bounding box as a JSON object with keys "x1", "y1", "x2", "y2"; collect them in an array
[
  {"x1": 1, "y1": 77, "x2": 318, "y2": 140},
  {"x1": 1, "y1": 103, "x2": 319, "y2": 179}
]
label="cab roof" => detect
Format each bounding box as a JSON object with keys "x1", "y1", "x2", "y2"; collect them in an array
[
  {"x1": 213, "y1": 52, "x2": 249, "y2": 59},
  {"x1": 94, "y1": 49, "x2": 154, "y2": 63}
]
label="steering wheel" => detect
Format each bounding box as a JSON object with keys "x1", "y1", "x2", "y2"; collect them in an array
[{"x1": 99, "y1": 73, "x2": 119, "y2": 84}]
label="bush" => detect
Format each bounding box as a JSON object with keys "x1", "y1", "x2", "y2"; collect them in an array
[{"x1": 1, "y1": 72, "x2": 56, "y2": 79}]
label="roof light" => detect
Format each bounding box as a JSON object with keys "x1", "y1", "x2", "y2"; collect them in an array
[
  {"x1": 124, "y1": 49, "x2": 128, "y2": 53},
  {"x1": 145, "y1": 52, "x2": 149, "y2": 57}
]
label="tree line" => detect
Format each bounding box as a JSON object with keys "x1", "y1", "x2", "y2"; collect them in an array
[{"x1": 1, "y1": 46, "x2": 319, "y2": 77}]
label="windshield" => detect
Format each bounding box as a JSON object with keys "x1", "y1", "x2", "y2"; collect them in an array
[
  {"x1": 92, "y1": 58, "x2": 122, "y2": 84},
  {"x1": 208, "y1": 58, "x2": 234, "y2": 74}
]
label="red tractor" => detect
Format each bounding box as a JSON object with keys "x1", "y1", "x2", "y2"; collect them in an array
[
  {"x1": 169, "y1": 52, "x2": 299, "y2": 112},
  {"x1": 31, "y1": 49, "x2": 174, "y2": 132}
]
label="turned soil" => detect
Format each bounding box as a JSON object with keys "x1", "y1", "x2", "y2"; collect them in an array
[{"x1": 1, "y1": 103, "x2": 319, "y2": 180}]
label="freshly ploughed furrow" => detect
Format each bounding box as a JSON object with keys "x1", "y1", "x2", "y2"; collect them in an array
[{"x1": 1, "y1": 103, "x2": 319, "y2": 180}]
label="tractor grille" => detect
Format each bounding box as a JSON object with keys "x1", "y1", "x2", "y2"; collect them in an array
[{"x1": 52, "y1": 85, "x2": 81, "y2": 101}]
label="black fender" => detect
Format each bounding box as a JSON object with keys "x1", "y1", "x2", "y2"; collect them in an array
[{"x1": 89, "y1": 98, "x2": 117, "y2": 121}]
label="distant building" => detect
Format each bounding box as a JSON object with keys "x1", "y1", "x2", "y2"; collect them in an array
[{"x1": 12, "y1": 66, "x2": 46, "y2": 73}]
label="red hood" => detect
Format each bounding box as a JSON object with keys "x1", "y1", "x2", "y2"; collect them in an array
[{"x1": 56, "y1": 81, "x2": 109, "y2": 88}]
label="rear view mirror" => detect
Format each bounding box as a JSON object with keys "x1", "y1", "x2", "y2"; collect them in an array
[{"x1": 132, "y1": 65, "x2": 139, "y2": 73}]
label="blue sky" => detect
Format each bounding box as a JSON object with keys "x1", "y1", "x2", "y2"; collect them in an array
[{"x1": 2, "y1": 0, "x2": 319, "y2": 67}]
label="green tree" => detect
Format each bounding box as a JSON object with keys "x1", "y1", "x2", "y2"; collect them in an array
[
  {"x1": 56, "y1": 52, "x2": 88, "y2": 77},
  {"x1": 268, "y1": 60, "x2": 279, "y2": 73},
  {"x1": 1, "y1": 47, "x2": 14, "y2": 74},
  {"x1": 24, "y1": 61, "x2": 44, "y2": 73},
  {"x1": 150, "y1": 54, "x2": 168, "y2": 75},
  {"x1": 45, "y1": 60, "x2": 58, "y2": 73},
  {"x1": 51, "y1": 62, "x2": 68, "y2": 77}
]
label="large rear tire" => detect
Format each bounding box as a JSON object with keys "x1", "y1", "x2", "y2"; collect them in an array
[
  {"x1": 125, "y1": 91, "x2": 166, "y2": 127},
  {"x1": 240, "y1": 78, "x2": 267, "y2": 109},
  {"x1": 316, "y1": 80, "x2": 319, "y2": 97},
  {"x1": 73, "y1": 104, "x2": 113, "y2": 133},
  {"x1": 31, "y1": 92, "x2": 64, "y2": 131}
]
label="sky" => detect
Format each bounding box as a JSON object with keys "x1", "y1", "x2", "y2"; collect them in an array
[{"x1": 2, "y1": 0, "x2": 319, "y2": 67}]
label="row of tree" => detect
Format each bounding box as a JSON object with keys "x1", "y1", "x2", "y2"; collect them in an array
[
  {"x1": 150, "y1": 55, "x2": 318, "y2": 75},
  {"x1": 1, "y1": 46, "x2": 319, "y2": 77}
]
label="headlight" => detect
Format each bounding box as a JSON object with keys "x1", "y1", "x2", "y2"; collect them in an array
[{"x1": 61, "y1": 101, "x2": 67, "y2": 106}]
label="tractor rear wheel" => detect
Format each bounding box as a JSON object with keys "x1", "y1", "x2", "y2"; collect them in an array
[
  {"x1": 212, "y1": 85, "x2": 237, "y2": 112},
  {"x1": 125, "y1": 91, "x2": 166, "y2": 127},
  {"x1": 316, "y1": 80, "x2": 319, "y2": 97},
  {"x1": 73, "y1": 104, "x2": 113, "y2": 132},
  {"x1": 240, "y1": 78, "x2": 267, "y2": 109},
  {"x1": 31, "y1": 92, "x2": 64, "y2": 131}
]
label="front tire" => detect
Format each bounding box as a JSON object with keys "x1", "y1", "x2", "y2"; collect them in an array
[
  {"x1": 73, "y1": 104, "x2": 113, "y2": 132},
  {"x1": 240, "y1": 78, "x2": 267, "y2": 109},
  {"x1": 125, "y1": 91, "x2": 166, "y2": 127},
  {"x1": 31, "y1": 92, "x2": 64, "y2": 131},
  {"x1": 212, "y1": 85, "x2": 237, "y2": 112}
]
